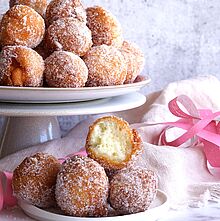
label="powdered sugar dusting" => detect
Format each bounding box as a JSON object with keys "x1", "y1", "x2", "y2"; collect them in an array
[
  {"x1": 45, "y1": 17, "x2": 92, "y2": 56},
  {"x1": 109, "y1": 167, "x2": 158, "y2": 215},
  {"x1": 0, "y1": 45, "x2": 44, "y2": 87},
  {"x1": 44, "y1": 51, "x2": 88, "y2": 88},
  {"x1": 56, "y1": 155, "x2": 109, "y2": 217},
  {"x1": 120, "y1": 40, "x2": 145, "y2": 84},
  {"x1": 86, "y1": 6, "x2": 123, "y2": 48},
  {"x1": 46, "y1": 0, "x2": 86, "y2": 26},
  {"x1": 12, "y1": 152, "x2": 61, "y2": 208},
  {"x1": 0, "y1": 5, "x2": 45, "y2": 48},
  {"x1": 83, "y1": 45, "x2": 127, "y2": 87}
]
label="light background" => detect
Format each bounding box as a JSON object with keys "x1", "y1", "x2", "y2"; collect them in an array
[{"x1": 0, "y1": 0, "x2": 220, "y2": 133}]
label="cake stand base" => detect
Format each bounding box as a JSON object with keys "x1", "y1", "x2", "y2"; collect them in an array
[{"x1": 0, "y1": 116, "x2": 61, "y2": 158}]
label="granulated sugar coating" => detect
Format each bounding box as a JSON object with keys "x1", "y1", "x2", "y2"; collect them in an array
[
  {"x1": 109, "y1": 167, "x2": 158, "y2": 215},
  {"x1": 46, "y1": 0, "x2": 86, "y2": 26},
  {"x1": 86, "y1": 6, "x2": 123, "y2": 48},
  {"x1": 55, "y1": 155, "x2": 109, "y2": 217},
  {"x1": 12, "y1": 153, "x2": 61, "y2": 208},
  {"x1": 83, "y1": 45, "x2": 127, "y2": 87},
  {"x1": 44, "y1": 51, "x2": 88, "y2": 88},
  {"x1": 120, "y1": 40, "x2": 145, "y2": 84},
  {"x1": 0, "y1": 45, "x2": 44, "y2": 87},
  {"x1": 45, "y1": 17, "x2": 92, "y2": 56},
  {"x1": 0, "y1": 5, "x2": 45, "y2": 48},
  {"x1": 9, "y1": 0, "x2": 48, "y2": 17}
]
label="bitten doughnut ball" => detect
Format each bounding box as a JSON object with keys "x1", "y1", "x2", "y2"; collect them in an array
[
  {"x1": 45, "y1": 17, "x2": 92, "y2": 56},
  {"x1": 0, "y1": 46, "x2": 44, "y2": 87},
  {"x1": 109, "y1": 167, "x2": 158, "y2": 215},
  {"x1": 83, "y1": 45, "x2": 127, "y2": 87},
  {"x1": 86, "y1": 6, "x2": 123, "y2": 47},
  {"x1": 44, "y1": 51, "x2": 88, "y2": 88},
  {"x1": 12, "y1": 153, "x2": 61, "y2": 208},
  {"x1": 120, "y1": 40, "x2": 145, "y2": 84},
  {"x1": 9, "y1": 0, "x2": 47, "y2": 17},
  {"x1": 46, "y1": 0, "x2": 86, "y2": 26},
  {"x1": 56, "y1": 155, "x2": 109, "y2": 217},
  {"x1": 0, "y1": 5, "x2": 45, "y2": 48},
  {"x1": 85, "y1": 116, "x2": 143, "y2": 170}
]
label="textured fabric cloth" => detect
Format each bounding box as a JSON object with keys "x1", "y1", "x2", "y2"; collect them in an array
[{"x1": 1, "y1": 75, "x2": 220, "y2": 220}]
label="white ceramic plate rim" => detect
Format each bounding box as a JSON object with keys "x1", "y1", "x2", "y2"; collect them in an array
[
  {"x1": 0, "y1": 78, "x2": 151, "y2": 103},
  {"x1": 0, "y1": 78, "x2": 150, "y2": 92},
  {"x1": 18, "y1": 189, "x2": 169, "y2": 221}
]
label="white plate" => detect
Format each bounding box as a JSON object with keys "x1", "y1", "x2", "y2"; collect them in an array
[
  {"x1": 18, "y1": 190, "x2": 169, "y2": 221},
  {"x1": 0, "y1": 78, "x2": 150, "y2": 103},
  {"x1": 0, "y1": 92, "x2": 146, "y2": 116}
]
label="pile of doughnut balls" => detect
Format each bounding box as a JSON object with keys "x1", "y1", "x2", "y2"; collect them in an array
[
  {"x1": 0, "y1": 0, "x2": 145, "y2": 88},
  {"x1": 12, "y1": 116, "x2": 158, "y2": 217}
]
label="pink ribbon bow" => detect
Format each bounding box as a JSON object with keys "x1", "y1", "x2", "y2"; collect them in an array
[
  {"x1": 160, "y1": 95, "x2": 220, "y2": 167},
  {"x1": 0, "y1": 150, "x2": 87, "y2": 212}
]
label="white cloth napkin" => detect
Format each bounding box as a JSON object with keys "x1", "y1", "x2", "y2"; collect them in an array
[{"x1": 1, "y1": 75, "x2": 220, "y2": 220}]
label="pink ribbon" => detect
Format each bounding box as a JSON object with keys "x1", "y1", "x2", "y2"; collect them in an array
[
  {"x1": 160, "y1": 95, "x2": 220, "y2": 167},
  {"x1": 0, "y1": 150, "x2": 87, "y2": 212},
  {"x1": 0, "y1": 171, "x2": 17, "y2": 211}
]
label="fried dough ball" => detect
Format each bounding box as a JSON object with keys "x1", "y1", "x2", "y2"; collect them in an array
[
  {"x1": 0, "y1": 46, "x2": 44, "y2": 87},
  {"x1": 0, "y1": 5, "x2": 45, "y2": 48},
  {"x1": 120, "y1": 40, "x2": 145, "y2": 84},
  {"x1": 9, "y1": 0, "x2": 47, "y2": 17},
  {"x1": 85, "y1": 116, "x2": 143, "y2": 171},
  {"x1": 12, "y1": 153, "x2": 61, "y2": 208},
  {"x1": 34, "y1": 41, "x2": 50, "y2": 60},
  {"x1": 45, "y1": 17, "x2": 92, "y2": 56},
  {"x1": 83, "y1": 45, "x2": 127, "y2": 87},
  {"x1": 46, "y1": 0, "x2": 86, "y2": 26},
  {"x1": 134, "y1": 75, "x2": 147, "y2": 83},
  {"x1": 56, "y1": 155, "x2": 109, "y2": 217},
  {"x1": 44, "y1": 51, "x2": 88, "y2": 88},
  {"x1": 86, "y1": 6, "x2": 123, "y2": 47},
  {"x1": 109, "y1": 167, "x2": 158, "y2": 215}
]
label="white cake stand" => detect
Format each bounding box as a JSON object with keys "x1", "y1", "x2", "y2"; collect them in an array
[{"x1": 0, "y1": 92, "x2": 146, "y2": 158}]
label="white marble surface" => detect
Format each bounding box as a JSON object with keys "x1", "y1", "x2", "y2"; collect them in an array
[{"x1": 160, "y1": 204, "x2": 220, "y2": 221}]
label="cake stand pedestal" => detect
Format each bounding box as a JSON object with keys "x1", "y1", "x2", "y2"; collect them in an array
[{"x1": 0, "y1": 92, "x2": 146, "y2": 158}]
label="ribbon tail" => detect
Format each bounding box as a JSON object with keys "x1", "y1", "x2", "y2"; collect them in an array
[
  {"x1": 0, "y1": 173, "x2": 4, "y2": 211},
  {"x1": 203, "y1": 140, "x2": 220, "y2": 167},
  {"x1": 3, "y1": 172, "x2": 17, "y2": 207}
]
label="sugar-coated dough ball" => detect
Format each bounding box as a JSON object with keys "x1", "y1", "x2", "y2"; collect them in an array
[
  {"x1": 45, "y1": 17, "x2": 92, "y2": 56},
  {"x1": 86, "y1": 6, "x2": 123, "y2": 47},
  {"x1": 34, "y1": 41, "x2": 50, "y2": 60},
  {"x1": 133, "y1": 75, "x2": 147, "y2": 83},
  {"x1": 46, "y1": 0, "x2": 86, "y2": 26},
  {"x1": 120, "y1": 40, "x2": 145, "y2": 84},
  {"x1": 44, "y1": 51, "x2": 88, "y2": 88},
  {"x1": 109, "y1": 167, "x2": 158, "y2": 215},
  {"x1": 12, "y1": 153, "x2": 61, "y2": 208},
  {"x1": 0, "y1": 46, "x2": 44, "y2": 87},
  {"x1": 9, "y1": 0, "x2": 47, "y2": 17},
  {"x1": 85, "y1": 116, "x2": 143, "y2": 170},
  {"x1": 0, "y1": 5, "x2": 45, "y2": 48},
  {"x1": 56, "y1": 155, "x2": 109, "y2": 217},
  {"x1": 83, "y1": 45, "x2": 127, "y2": 87}
]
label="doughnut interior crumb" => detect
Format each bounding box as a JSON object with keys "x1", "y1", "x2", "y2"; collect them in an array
[{"x1": 89, "y1": 120, "x2": 132, "y2": 162}]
